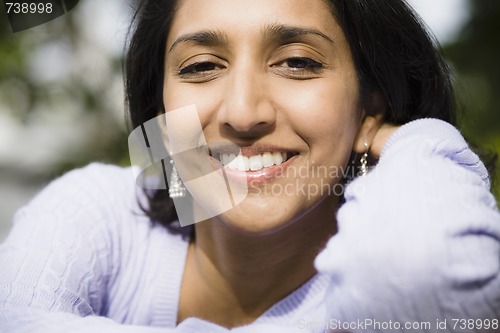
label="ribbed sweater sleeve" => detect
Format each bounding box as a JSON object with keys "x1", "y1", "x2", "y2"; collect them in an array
[
  {"x1": 0, "y1": 165, "x2": 226, "y2": 333},
  {"x1": 315, "y1": 119, "x2": 500, "y2": 332}
]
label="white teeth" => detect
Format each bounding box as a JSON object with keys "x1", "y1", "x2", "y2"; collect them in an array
[
  {"x1": 273, "y1": 152, "x2": 283, "y2": 165},
  {"x1": 237, "y1": 156, "x2": 248, "y2": 171},
  {"x1": 262, "y1": 152, "x2": 274, "y2": 167},
  {"x1": 249, "y1": 155, "x2": 263, "y2": 171},
  {"x1": 243, "y1": 156, "x2": 250, "y2": 170},
  {"x1": 218, "y1": 152, "x2": 292, "y2": 171}
]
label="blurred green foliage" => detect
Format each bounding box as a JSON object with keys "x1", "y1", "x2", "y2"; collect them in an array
[
  {"x1": 0, "y1": 1, "x2": 130, "y2": 181},
  {"x1": 443, "y1": 1, "x2": 500, "y2": 199}
]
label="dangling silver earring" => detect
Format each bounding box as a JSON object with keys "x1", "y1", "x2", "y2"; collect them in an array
[
  {"x1": 358, "y1": 142, "x2": 370, "y2": 177},
  {"x1": 168, "y1": 159, "x2": 187, "y2": 198}
]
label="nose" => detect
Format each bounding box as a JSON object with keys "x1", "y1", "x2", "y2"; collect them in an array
[{"x1": 218, "y1": 64, "x2": 276, "y2": 136}]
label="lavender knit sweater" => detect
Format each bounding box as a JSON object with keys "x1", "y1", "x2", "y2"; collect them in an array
[{"x1": 1, "y1": 119, "x2": 499, "y2": 333}]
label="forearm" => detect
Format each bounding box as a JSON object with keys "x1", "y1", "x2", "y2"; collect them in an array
[{"x1": 316, "y1": 119, "x2": 500, "y2": 332}]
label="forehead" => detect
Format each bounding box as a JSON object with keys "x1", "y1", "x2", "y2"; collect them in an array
[{"x1": 168, "y1": 0, "x2": 340, "y2": 42}]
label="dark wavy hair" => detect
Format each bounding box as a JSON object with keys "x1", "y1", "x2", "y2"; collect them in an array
[{"x1": 124, "y1": 0, "x2": 460, "y2": 231}]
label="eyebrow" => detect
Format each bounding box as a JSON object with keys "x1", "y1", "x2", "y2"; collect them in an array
[
  {"x1": 263, "y1": 23, "x2": 335, "y2": 46},
  {"x1": 169, "y1": 30, "x2": 227, "y2": 53},
  {"x1": 168, "y1": 24, "x2": 334, "y2": 53}
]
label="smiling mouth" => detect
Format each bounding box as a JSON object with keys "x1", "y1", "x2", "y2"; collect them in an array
[{"x1": 211, "y1": 151, "x2": 298, "y2": 172}]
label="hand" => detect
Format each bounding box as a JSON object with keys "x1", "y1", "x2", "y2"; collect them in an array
[{"x1": 369, "y1": 123, "x2": 400, "y2": 158}]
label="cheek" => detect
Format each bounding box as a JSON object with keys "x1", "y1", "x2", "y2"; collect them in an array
[
  {"x1": 163, "y1": 74, "x2": 214, "y2": 110},
  {"x1": 163, "y1": 80, "x2": 224, "y2": 129},
  {"x1": 163, "y1": 82, "x2": 197, "y2": 112},
  {"x1": 275, "y1": 79, "x2": 361, "y2": 157}
]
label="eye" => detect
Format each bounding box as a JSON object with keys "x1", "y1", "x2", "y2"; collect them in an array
[
  {"x1": 283, "y1": 57, "x2": 323, "y2": 70},
  {"x1": 177, "y1": 59, "x2": 226, "y2": 82},
  {"x1": 272, "y1": 57, "x2": 325, "y2": 79},
  {"x1": 179, "y1": 62, "x2": 219, "y2": 76}
]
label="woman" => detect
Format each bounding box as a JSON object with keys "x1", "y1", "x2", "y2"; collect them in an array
[{"x1": 1, "y1": 0, "x2": 499, "y2": 332}]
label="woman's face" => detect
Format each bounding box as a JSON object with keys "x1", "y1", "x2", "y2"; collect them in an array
[{"x1": 163, "y1": 0, "x2": 362, "y2": 234}]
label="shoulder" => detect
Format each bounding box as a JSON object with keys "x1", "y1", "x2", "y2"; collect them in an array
[
  {"x1": 10, "y1": 163, "x2": 146, "y2": 244},
  {"x1": 36, "y1": 162, "x2": 136, "y2": 199},
  {"x1": 27, "y1": 163, "x2": 139, "y2": 214}
]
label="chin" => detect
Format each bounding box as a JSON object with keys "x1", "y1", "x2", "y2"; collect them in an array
[
  {"x1": 216, "y1": 207, "x2": 294, "y2": 237},
  {"x1": 211, "y1": 195, "x2": 313, "y2": 236}
]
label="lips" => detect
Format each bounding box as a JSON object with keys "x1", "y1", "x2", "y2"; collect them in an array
[{"x1": 207, "y1": 144, "x2": 299, "y2": 185}]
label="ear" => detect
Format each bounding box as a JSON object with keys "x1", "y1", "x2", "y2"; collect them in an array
[{"x1": 353, "y1": 92, "x2": 386, "y2": 154}]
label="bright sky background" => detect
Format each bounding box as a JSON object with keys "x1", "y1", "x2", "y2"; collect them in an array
[{"x1": 407, "y1": 0, "x2": 470, "y2": 43}]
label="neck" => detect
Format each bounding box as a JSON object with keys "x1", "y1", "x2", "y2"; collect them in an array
[{"x1": 178, "y1": 195, "x2": 338, "y2": 328}]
